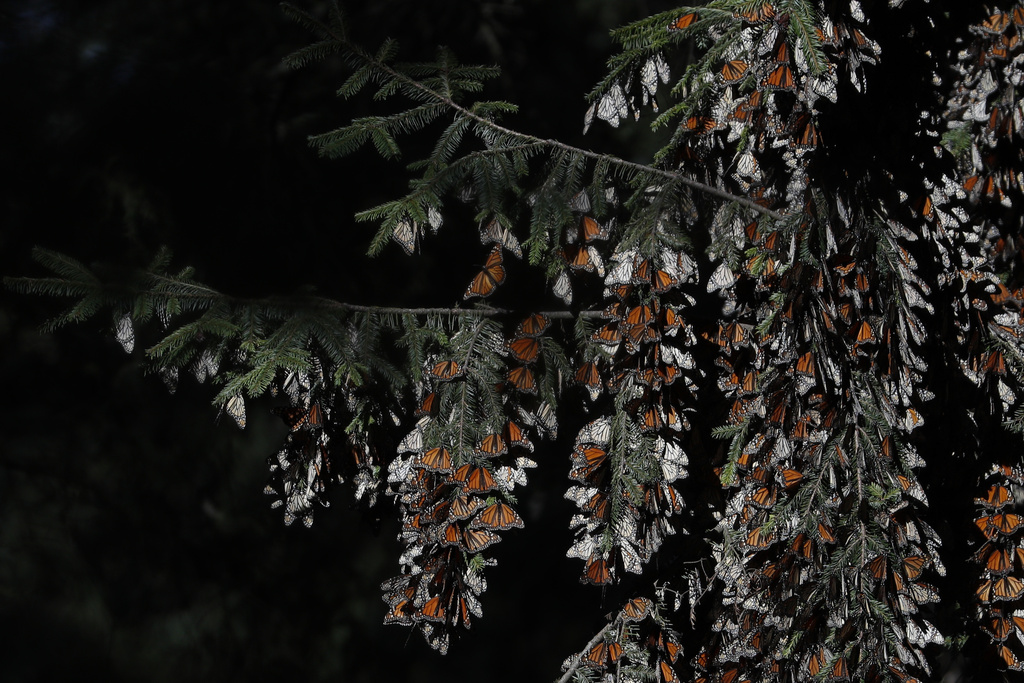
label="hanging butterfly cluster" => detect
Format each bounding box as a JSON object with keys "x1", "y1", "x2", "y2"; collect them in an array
[
  {"x1": 27, "y1": 0, "x2": 1024, "y2": 678},
  {"x1": 565, "y1": 235, "x2": 701, "y2": 589},
  {"x1": 568, "y1": 1, "x2": 1024, "y2": 681},
  {"x1": 264, "y1": 362, "x2": 336, "y2": 527},
  {"x1": 561, "y1": 596, "x2": 686, "y2": 682},
  {"x1": 376, "y1": 314, "x2": 558, "y2": 652},
  {"x1": 944, "y1": 6, "x2": 1024, "y2": 671}
]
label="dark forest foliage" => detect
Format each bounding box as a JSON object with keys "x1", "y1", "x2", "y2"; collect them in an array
[{"x1": 8, "y1": 1, "x2": 1024, "y2": 681}]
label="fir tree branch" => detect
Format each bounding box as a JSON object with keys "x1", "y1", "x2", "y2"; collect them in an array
[{"x1": 310, "y1": 15, "x2": 785, "y2": 222}]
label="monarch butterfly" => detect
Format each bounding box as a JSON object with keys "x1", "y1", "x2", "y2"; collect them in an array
[
  {"x1": 982, "y1": 546, "x2": 1014, "y2": 574},
  {"x1": 735, "y1": 3, "x2": 775, "y2": 23},
  {"x1": 886, "y1": 663, "x2": 923, "y2": 683},
  {"x1": 502, "y1": 421, "x2": 531, "y2": 451},
  {"x1": 506, "y1": 366, "x2": 537, "y2": 393},
  {"x1": 576, "y1": 445, "x2": 609, "y2": 468},
  {"x1": 465, "y1": 245, "x2": 506, "y2": 299},
  {"x1": 786, "y1": 417, "x2": 811, "y2": 444},
  {"x1": 660, "y1": 305, "x2": 682, "y2": 332},
  {"x1": 392, "y1": 217, "x2": 419, "y2": 254},
  {"x1": 721, "y1": 59, "x2": 748, "y2": 82},
  {"x1": 983, "y1": 350, "x2": 1008, "y2": 375},
  {"x1": 568, "y1": 189, "x2": 591, "y2": 213},
  {"x1": 586, "y1": 641, "x2": 622, "y2": 668},
  {"x1": 793, "y1": 114, "x2": 819, "y2": 148},
  {"x1": 225, "y1": 395, "x2": 246, "y2": 429},
  {"x1": 451, "y1": 593, "x2": 479, "y2": 628},
  {"x1": 732, "y1": 91, "x2": 763, "y2": 122},
  {"x1": 707, "y1": 262, "x2": 736, "y2": 292},
  {"x1": 995, "y1": 613, "x2": 1024, "y2": 641},
  {"x1": 516, "y1": 313, "x2": 550, "y2": 338},
  {"x1": 998, "y1": 644, "x2": 1024, "y2": 670},
  {"x1": 978, "y1": 484, "x2": 1012, "y2": 508},
  {"x1": 564, "y1": 243, "x2": 602, "y2": 273},
  {"x1": 791, "y1": 532, "x2": 813, "y2": 558},
  {"x1": 462, "y1": 526, "x2": 502, "y2": 552},
  {"x1": 575, "y1": 361, "x2": 603, "y2": 400},
  {"x1": 431, "y1": 360, "x2": 463, "y2": 380},
  {"x1": 980, "y1": 12, "x2": 1010, "y2": 34},
  {"x1": 762, "y1": 63, "x2": 795, "y2": 91},
  {"x1": 977, "y1": 513, "x2": 1023, "y2": 538},
  {"x1": 420, "y1": 595, "x2": 446, "y2": 622},
  {"x1": 479, "y1": 217, "x2": 523, "y2": 258},
  {"x1": 642, "y1": 406, "x2": 664, "y2": 432},
  {"x1": 470, "y1": 501, "x2": 524, "y2": 530},
  {"x1": 477, "y1": 433, "x2": 508, "y2": 457},
  {"x1": 866, "y1": 555, "x2": 887, "y2": 579},
  {"x1": 771, "y1": 38, "x2": 790, "y2": 64},
  {"x1": 593, "y1": 322, "x2": 623, "y2": 348},
  {"x1": 418, "y1": 447, "x2": 452, "y2": 473},
  {"x1": 596, "y1": 84, "x2": 628, "y2": 127},
  {"x1": 624, "y1": 323, "x2": 660, "y2": 351},
  {"x1": 854, "y1": 320, "x2": 875, "y2": 343},
  {"x1": 749, "y1": 485, "x2": 777, "y2": 508},
  {"x1": 584, "y1": 553, "x2": 612, "y2": 584},
  {"x1": 507, "y1": 336, "x2": 540, "y2": 364},
  {"x1": 521, "y1": 400, "x2": 558, "y2": 440},
  {"x1": 579, "y1": 215, "x2": 610, "y2": 242},
  {"x1": 726, "y1": 322, "x2": 748, "y2": 344},
  {"x1": 626, "y1": 304, "x2": 655, "y2": 325},
  {"x1": 994, "y1": 576, "x2": 1024, "y2": 601},
  {"x1": 439, "y1": 521, "x2": 463, "y2": 547},
  {"x1": 621, "y1": 596, "x2": 653, "y2": 622},
  {"x1": 275, "y1": 403, "x2": 323, "y2": 431},
  {"x1": 449, "y1": 494, "x2": 484, "y2": 520},
  {"x1": 807, "y1": 648, "x2": 827, "y2": 677},
  {"x1": 683, "y1": 116, "x2": 719, "y2": 134},
  {"x1": 781, "y1": 468, "x2": 803, "y2": 491},
  {"x1": 416, "y1": 392, "x2": 439, "y2": 417},
  {"x1": 659, "y1": 659, "x2": 679, "y2": 682},
  {"x1": 114, "y1": 313, "x2": 135, "y2": 354},
  {"x1": 817, "y1": 521, "x2": 836, "y2": 543},
  {"x1": 583, "y1": 490, "x2": 610, "y2": 520},
  {"x1": 746, "y1": 526, "x2": 773, "y2": 548},
  {"x1": 553, "y1": 269, "x2": 573, "y2": 306},
  {"x1": 988, "y1": 614, "x2": 1016, "y2": 641},
  {"x1": 903, "y1": 555, "x2": 927, "y2": 580},
  {"x1": 668, "y1": 12, "x2": 698, "y2": 31},
  {"x1": 651, "y1": 266, "x2": 680, "y2": 293},
  {"x1": 453, "y1": 464, "x2": 497, "y2": 493},
  {"x1": 384, "y1": 599, "x2": 416, "y2": 625},
  {"x1": 577, "y1": 418, "x2": 611, "y2": 446}
]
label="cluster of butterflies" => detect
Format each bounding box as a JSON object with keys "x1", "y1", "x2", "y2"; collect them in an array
[
  {"x1": 555, "y1": 1, "x2": 1020, "y2": 681},
  {"x1": 974, "y1": 465, "x2": 1024, "y2": 671},
  {"x1": 943, "y1": 9, "x2": 1024, "y2": 670},
  {"x1": 377, "y1": 314, "x2": 557, "y2": 652},
  {"x1": 263, "y1": 362, "x2": 337, "y2": 528},
  {"x1": 946, "y1": 7, "x2": 1024, "y2": 270},
  {"x1": 562, "y1": 596, "x2": 686, "y2": 683},
  {"x1": 563, "y1": 239, "x2": 703, "y2": 592}
]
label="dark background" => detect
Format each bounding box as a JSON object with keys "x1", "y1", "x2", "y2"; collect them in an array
[{"x1": 0, "y1": 1, "x2": 675, "y2": 681}]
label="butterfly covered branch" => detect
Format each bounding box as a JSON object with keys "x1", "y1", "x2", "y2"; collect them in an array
[{"x1": 9, "y1": 0, "x2": 1024, "y2": 681}]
